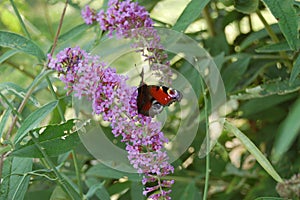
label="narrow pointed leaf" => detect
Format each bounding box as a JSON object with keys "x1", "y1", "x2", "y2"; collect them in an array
[
  {"x1": 86, "y1": 182, "x2": 110, "y2": 200},
  {"x1": 86, "y1": 163, "x2": 141, "y2": 181},
  {"x1": 272, "y1": 97, "x2": 300, "y2": 162},
  {"x1": 225, "y1": 121, "x2": 283, "y2": 183},
  {"x1": 0, "y1": 49, "x2": 19, "y2": 64},
  {"x1": 0, "y1": 31, "x2": 45, "y2": 60},
  {"x1": 262, "y1": 0, "x2": 299, "y2": 50},
  {"x1": 0, "y1": 108, "x2": 12, "y2": 138},
  {"x1": 239, "y1": 24, "x2": 281, "y2": 51},
  {"x1": 256, "y1": 40, "x2": 300, "y2": 53},
  {"x1": 289, "y1": 54, "x2": 300, "y2": 85},
  {"x1": 14, "y1": 101, "x2": 58, "y2": 144},
  {"x1": 0, "y1": 82, "x2": 40, "y2": 107},
  {"x1": 12, "y1": 119, "x2": 80, "y2": 158},
  {"x1": 58, "y1": 23, "x2": 90, "y2": 43},
  {"x1": 173, "y1": 0, "x2": 210, "y2": 32},
  {"x1": 234, "y1": 0, "x2": 259, "y2": 14},
  {"x1": 0, "y1": 157, "x2": 33, "y2": 200}
]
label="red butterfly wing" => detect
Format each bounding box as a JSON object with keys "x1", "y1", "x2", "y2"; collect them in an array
[
  {"x1": 137, "y1": 84, "x2": 182, "y2": 117},
  {"x1": 149, "y1": 86, "x2": 173, "y2": 105}
]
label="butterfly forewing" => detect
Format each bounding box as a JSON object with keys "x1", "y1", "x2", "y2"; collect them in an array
[{"x1": 137, "y1": 84, "x2": 182, "y2": 117}]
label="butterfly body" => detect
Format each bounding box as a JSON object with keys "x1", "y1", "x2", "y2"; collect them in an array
[{"x1": 137, "y1": 84, "x2": 182, "y2": 117}]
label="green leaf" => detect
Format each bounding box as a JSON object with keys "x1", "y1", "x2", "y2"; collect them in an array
[
  {"x1": 239, "y1": 24, "x2": 281, "y2": 51},
  {"x1": 49, "y1": 186, "x2": 70, "y2": 200},
  {"x1": 256, "y1": 40, "x2": 300, "y2": 52},
  {"x1": 107, "y1": 181, "x2": 131, "y2": 196},
  {"x1": 130, "y1": 181, "x2": 145, "y2": 200},
  {"x1": 0, "y1": 157, "x2": 33, "y2": 200},
  {"x1": 86, "y1": 163, "x2": 141, "y2": 181},
  {"x1": 239, "y1": 93, "x2": 296, "y2": 117},
  {"x1": 24, "y1": 189, "x2": 53, "y2": 200},
  {"x1": 272, "y1": 97, "x2": 300, "y2": 162},
  {"x1": 224, "y1": 121, "x2": 283, "y2": 183},
  {"x1": 289, "y1": 54, "x2": 300, "y2": 85},
  {"x1": 12, "y1": 119, "x2": 80, "y2": 158},
  {"x1": 220, "y1": 0, "x2": 234, "y2": 7},
  {"x1": 178, "y1": 60, "x2": 202, "y2": 98},
  {"x1": 231, "y1": 78, "x2": 300, "y2": 100},
  {"x1": 262, "y1": 0, "x2": 299, "y2": 50},
  {"x1": 58, "y1": 23, "x2": 90, "y2": 43},
  {"x1": 85, "y1": 181, "x2": 110, "y2": 200},
  {"x1": 0, "y1": 31, "x2": 45, "y2": 60},
  {"x1": 0, "y1": 82, "x2": 40, "y2": 107},
  {"x1": 0, "y1": 108, "x2": 12, "y2": 138},
  {"x1": 173, "y1": 0, "x2": 210, "y2": 32},
  {"x1": 180, "y1": 182, "x2": 198, "y2": 200},
  {"x1": 222, "y1": 54, "x2": 251, "y2": 92},
  {"x1": 0, "y1": 49, "x2": 19, "y2": 64},
  {"x1": 213, "y1": 52, "x2": 226, "y2": 71},
  {"x1": 14, "y1": 101, "x2": 58, "y2": 144},
  {"x1": 255, "y1": 198, "x2": 285, "y2": 200},
  {"x1": 234, "y1": 0, "x2": 259, "y2": 14},
  {"x1": 138, "y1": 0, "x2": 159, "y2": 11},
  {"x1": 27, "y1": 69, "x2": 53, "y2": 90}
]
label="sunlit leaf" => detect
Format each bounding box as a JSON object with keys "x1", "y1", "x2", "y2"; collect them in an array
[
  {"x1": 12, "y1": 119, "x2": 80, "y2": 158},
  {"x1": 0, "y1": 31, "x2": 45, "y2": 60},
  {"x1": 14, "y1": 101, "x2": 58, "y2": 144}
]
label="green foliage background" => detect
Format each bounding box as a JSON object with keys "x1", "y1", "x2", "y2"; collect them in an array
[{"x1": 0, "y1": 0, "x2": 299, "y2": 199}]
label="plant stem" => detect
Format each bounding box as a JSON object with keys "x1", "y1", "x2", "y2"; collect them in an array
[
  {"x1": 200, "y1": 77, "x2": 210, "y2": 200},
  {"x1": 49, "y1": 0, "x2": 69, "y2": 57},
  {"x1": 256, "y1": 9, "x2": 292, "y2": 69},
  {"x1": 203, "y1": 5, "x2": 216, "y2": 37},
  {"x1": 45, "y1": 0, "x2": 84, "y2": 198},
  {"x1": 9, "y1": 0, "x2": 31, "y2": 39}
]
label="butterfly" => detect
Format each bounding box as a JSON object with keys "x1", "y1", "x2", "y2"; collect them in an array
[{"x1": 137, "y1": 84, "x2": 182, "y2": 117}]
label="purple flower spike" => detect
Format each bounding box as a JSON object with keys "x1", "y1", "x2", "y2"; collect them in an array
[
  {"x1": 48, "y1": 46, "x2": 174, "y2": 199},
  {"x1": 83, "y1": 0, "x2": 173, "y2": 85},
  {"x1": 81, "y1": 6, "x2": 97, "y2": 24}
]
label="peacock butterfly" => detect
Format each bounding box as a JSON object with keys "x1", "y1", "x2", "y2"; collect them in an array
[{"x1": 137, "y1": 84, "x2": 182, "y2": 117}]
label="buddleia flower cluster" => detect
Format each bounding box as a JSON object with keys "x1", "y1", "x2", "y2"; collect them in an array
[
  {"x1": 49, "y1": 0, "x2": 178, "y2": 199},
  {"x1": 81, "y1": 0, "x2": 172, "y2": 85},
  {"x1": 48, "y1": 46, "x2": 174, "y2": 199}
]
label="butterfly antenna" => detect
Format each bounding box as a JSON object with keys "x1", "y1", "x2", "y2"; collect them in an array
[{"x1": 135, "y1": 64, "x2": 145, "y2": 86}]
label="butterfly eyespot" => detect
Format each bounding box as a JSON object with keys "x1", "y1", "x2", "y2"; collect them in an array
[{"x1": 167, "y1": 88, "x2": 179, "y2": 98}]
